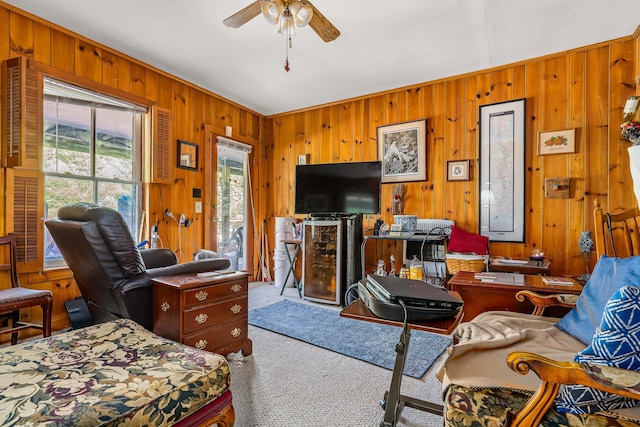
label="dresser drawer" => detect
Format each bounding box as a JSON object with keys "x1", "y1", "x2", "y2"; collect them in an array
[
  {"x1": 184, "y1": 317, "x2": 248, "y2": 352},
  {"x1": 183, "y1": 278, "x2": 247, "y2": 307},
  {"x1": 183, "y1": 295, "x2": 247, "y2": 334}
]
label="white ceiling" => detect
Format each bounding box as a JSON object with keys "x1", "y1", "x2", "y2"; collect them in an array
[{"x1": 3, "y1": 0, "x2": 640, "y2": 116}]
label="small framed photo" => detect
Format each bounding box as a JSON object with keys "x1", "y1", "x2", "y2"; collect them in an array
[
  {"x1": 538, "y1": 129, "x2": 575, "y2": 155},
  {"x1": 447, "y1": 160, "x2": 470, "y2": 181}
]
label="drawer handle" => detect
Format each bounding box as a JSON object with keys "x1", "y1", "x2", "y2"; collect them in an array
[
  {"x1": 231, "y1": 327, "x2": 241, "y2": 338},
  {"x1": 195, "y1": 313, "x2": 208, "y2": 324},
  {"x1": 230, "y1": 304, "x2": 242, "y2": 314},
  {"x1": 161, "y1": 302, "x2": 170, "y2": 312},
  {"x1": 195, "y1": 291, "x2": 208, "y2": 302},
  {"x1": 231, "y1": 284, "x2": 242, "y2": 293},
  {"x1": 195, "y1": 339, "x2": 207, "y2": 350}
]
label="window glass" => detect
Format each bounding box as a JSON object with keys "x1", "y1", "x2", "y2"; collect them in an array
[
  {"x1": 43, "y1": 100, "x2": 92, "y2": 176},
  {"x1": 95, "y1": 109, "x2": 134, "y2": 180},
  {"x1": 43, "y1": 77, "x2": 144, "y2": 269}
]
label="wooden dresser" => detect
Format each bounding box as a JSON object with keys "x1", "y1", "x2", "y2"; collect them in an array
[{"x1": 152, "y1": 272, "x2": 252, "y2": 356}]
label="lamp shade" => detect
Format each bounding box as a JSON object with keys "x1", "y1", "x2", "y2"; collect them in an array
[
  {"x1": 290, "y1": 1, "x2": 313, "y2": 27},
  {"x1": 278, "y1": 11, "x2": 296, "y2": 36},
  {"x1": 261, "y1": 0, "x2": 284, "y2": 25}
]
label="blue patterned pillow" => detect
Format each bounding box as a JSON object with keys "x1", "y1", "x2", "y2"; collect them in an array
[
  {"x1": 556, "y1": 255, "x2": 640, "y2": 345},
  {"x1": 556, "y1": 286, "x2": 640, "y2": 414}
]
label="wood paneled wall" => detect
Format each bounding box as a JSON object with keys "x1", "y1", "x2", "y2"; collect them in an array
[
  {"x1": 0, "y1": 4, "x2": 266, "y2": 332},
  {"x1": 265, "y1": 33, "x2": 640, "y2": 277}
]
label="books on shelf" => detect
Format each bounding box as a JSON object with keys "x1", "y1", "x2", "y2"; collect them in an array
[{"x1": 542, "y1": 276, "x2": 574, "y2": 286}]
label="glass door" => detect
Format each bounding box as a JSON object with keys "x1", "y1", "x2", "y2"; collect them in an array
[{"x1": 216, "y1": 141, "x2": 249, "y2": 271}]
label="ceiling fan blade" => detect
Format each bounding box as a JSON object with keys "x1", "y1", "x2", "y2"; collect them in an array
[
  {"x1": 308, "y1": 3, "x2": 340, "y2": 42},
  {"x1": 223, "y1": 1, "x2": 262, "y2": 28}
]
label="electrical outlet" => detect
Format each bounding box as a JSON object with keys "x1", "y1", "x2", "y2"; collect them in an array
[{"x1": 195, "y1": 201, "x2": 202, "y2": 213}]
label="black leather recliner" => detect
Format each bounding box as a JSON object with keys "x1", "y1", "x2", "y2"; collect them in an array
[{"x1": 45, "y1": 202, "x2": 230, "y2": 329}]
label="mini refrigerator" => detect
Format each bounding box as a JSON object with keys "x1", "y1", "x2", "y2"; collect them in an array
[{"x1": 302, "y1": 215, "x2": 362, "y2": 305}]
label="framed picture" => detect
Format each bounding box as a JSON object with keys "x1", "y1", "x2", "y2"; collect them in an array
[
  {"x1": 479, "y1": 99, "x2": 526, "y2": 242},
  {"x1": 447, "y1": 160, "x2": 470, "y2": 181},
  {"x1": 178, "y1": 140, "x2": 198, "y2": 170},
  {"x1": 538, "y1": 128, "x2": 575, "y2": 155},
  {"x1": 377, "y1": 119, "x2": 426, "y2": 183}
]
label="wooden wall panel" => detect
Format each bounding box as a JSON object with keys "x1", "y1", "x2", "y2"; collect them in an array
[
  {"x1": 9, "y1": 12, "x2": 33, "y2": 57},
  {"x1": 267, "y1": 35, "x2": 640, "y2": 277},
  {"x1": 50, "y1": 30, "x2": 73, "y2": 72},
  {"x1": 0, "y1": 9, "x2": 9, "y2": 59},
  {"x1": 32, "y1": 22, "x2": 50, "y2": 65}
]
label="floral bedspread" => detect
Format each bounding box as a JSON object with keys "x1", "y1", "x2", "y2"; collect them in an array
[{"x1": 0, "y1": 319, "x2": 230, "y2": 426}]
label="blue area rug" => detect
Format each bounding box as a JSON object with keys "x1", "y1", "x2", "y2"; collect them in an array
[{"x1": 248, "y1": 299, "x2": 452, "y2": 378}]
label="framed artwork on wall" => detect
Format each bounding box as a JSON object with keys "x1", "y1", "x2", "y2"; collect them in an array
[
  {"x1": 479, "y1": 99, "x2": 526, "y2": 242},
  {"x1": 537, "y1": 128, "x2": 575, "y2": 155},
  {"x1": 377, "y1": 119, "x2": 426, "y2": 183},
  {"x1": 178, "y1": 140, "x2": 198, "y2": 170},
  {"x1": 447, "y1": 160, "x2": 470, "y2": 181}
]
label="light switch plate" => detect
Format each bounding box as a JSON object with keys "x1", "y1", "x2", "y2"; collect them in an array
[
  {"x1": 298, "y1": 154, "x2": 310, "y2": 165},
  {"x1": 195, "y1": 201, "x2": 202, "y2": 213}
]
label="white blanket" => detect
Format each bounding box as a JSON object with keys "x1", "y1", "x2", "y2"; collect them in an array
[{"x1": 437, "y1": 311, "x2": 586, "y2": 392}]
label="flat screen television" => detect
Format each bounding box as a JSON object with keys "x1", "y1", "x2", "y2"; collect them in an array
[{"x1": 295, "y1": 161, "x2": 382, "y2": 215}]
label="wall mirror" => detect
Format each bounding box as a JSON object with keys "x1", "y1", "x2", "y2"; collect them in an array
[{"x1": 178, "y1": 140, "x2": 198, "y2": 170}]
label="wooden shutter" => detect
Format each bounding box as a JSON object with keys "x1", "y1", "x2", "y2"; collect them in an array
[
  {"x1": 151, "y1": 106, "x2": 173, "y2": 184},
  {"x1": 1, "y1": 57, "x2": 40, "y2": 169},
  {"x1": 6, "y1": 168, "x2": 44, "y2": 272}
]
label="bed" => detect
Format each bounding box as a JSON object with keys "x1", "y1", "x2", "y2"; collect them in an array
[{"x1": 0, "y1": 318, "x2": 234, "y2": 426}]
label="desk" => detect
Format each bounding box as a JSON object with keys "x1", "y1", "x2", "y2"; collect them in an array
[
  {"x1": 340, "y1": 292, "x2": 463, "y2": 427},
  {"x1": 280, "y1": 239, "x2": 302, "y2": 298},
  {"x1": 447, "y1": 271, "x2": 582, "y2": 321}
]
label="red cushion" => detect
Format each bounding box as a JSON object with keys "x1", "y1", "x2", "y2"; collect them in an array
[{"x1": 448, "y1": 226, "x2": 489, "y2": 254}]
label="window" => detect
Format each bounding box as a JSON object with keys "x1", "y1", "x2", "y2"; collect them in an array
[{"x1": 42, "y1": 77, "x2": 145, "y2": 268}]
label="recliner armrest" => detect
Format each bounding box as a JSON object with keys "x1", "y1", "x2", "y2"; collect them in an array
[
  {"x1": 146, "y1": 258, "x2": 231, "y2": 277},
  {"x1": 140, "y1": 248, "x2": 178, "y2": 269}
]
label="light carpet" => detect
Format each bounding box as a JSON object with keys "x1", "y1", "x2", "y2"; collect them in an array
[
  {"x1": 228, "y1": 282, "x2": 449, "y2": 426},
  {"x1": 248, "y1": 299, "x2": 451, "y2": 378}
]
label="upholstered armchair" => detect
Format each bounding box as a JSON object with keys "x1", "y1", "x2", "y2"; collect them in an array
[
  {"x1": 439, "y1": 201, "x2": 640, "y2": 426},
  {"x1": 46, "y1": 202, "x2": 230, "y2": 329}
]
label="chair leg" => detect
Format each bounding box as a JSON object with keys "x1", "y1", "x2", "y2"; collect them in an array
[
  {"x1": 11, "y1": 310, "x2": 19, "y2": 345},
  {"x1": 42, "y1": 296, "x2": 53, "y2": 338}
]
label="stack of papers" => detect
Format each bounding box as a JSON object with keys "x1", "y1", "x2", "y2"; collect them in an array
[
  {"x1": 473, "y1": 272, "x2": 525, "y2": 286},
  {"x1": 542, "y1": 276, "x2": 574, "y2": 286}
]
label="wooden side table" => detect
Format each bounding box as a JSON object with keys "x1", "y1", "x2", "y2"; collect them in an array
[
  {"x1": 152, "y1": 272, "x2": 252, "y2": 356},
  {"x1": 447, "y1": 271, "x2": 582, "y2": 321}
]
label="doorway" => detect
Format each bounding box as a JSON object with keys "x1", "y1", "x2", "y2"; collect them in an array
[{"x1": 216, "y1": 137, "x2": 252, "y2": 271}]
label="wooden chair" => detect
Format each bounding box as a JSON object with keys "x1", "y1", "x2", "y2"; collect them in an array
[
  {"x1": 503, "y1": 200, "x2": 640, "y2": 426},
  {"x1": 0, "y1": 233, "x2": 53, "y2": 345},
  {"x1": 593, "y1": 199, "x2": 640, "y2": 258}
]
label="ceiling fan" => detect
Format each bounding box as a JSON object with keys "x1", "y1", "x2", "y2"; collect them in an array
[{"x1": 224, "y1": 0, "x2": 340, "y2": 71}]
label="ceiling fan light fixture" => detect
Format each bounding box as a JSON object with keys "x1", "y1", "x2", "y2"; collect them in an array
[
  {"x1": 278, "y1": 10, "x2": 296, "y2": 37},
  {"x1": 261, "y1": 0, "x2": 284, "y2": 25},
  {"x1": 289, "y1": 1, "x2": 313, "y2": 27}
]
